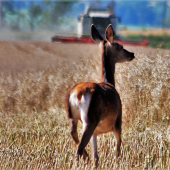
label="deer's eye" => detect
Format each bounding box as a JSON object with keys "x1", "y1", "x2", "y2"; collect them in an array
[{"x1": 119, "y1": 45, "x2": 123, "y2": 50}]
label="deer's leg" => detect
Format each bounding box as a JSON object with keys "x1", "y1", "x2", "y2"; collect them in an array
[
  {"x1": 113, "y1": 108, "x2": 122, "y2": 157},
  {"x1": 70, "y1": 118, "x2": 89, "y2": 160},
  {"x1": 70, "y1": 118, "x2": 79, "y2": 144},
  {"x1": 113, "y1": 116, "x2": 122, "y2": 158},
  {"x1": 113, "y1": 129, "x2": 121, "y2": 157},
  {"x1": 91, "y1": 134, "x2": 99, "y2": 167},
  {"x1": 77, "y1": 92, "x2": 101, "y2": 161},
  {"x1": 76, "y1": 123, "x2": 97, "y2": 161}
]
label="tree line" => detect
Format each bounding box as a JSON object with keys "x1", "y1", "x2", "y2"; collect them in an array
[
  {"x1": 0, "y1": 1, "x2": 77, "y2": 31},
  {"x1": 0, "y1": 0, "x2": 170, "y2": 31}
]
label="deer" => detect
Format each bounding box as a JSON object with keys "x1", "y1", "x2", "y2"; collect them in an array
[{"x1": 65, "y1": 24, "x2": 135, "y2": 166}]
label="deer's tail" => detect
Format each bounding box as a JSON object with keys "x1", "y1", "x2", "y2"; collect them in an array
[{"x1": 65, "y1": 92, "x2": 73, "y2": 119}]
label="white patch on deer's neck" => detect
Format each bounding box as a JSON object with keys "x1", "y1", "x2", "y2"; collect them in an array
[{"x1": 107, "y1": 42, "x2": 111, "y2": 46}]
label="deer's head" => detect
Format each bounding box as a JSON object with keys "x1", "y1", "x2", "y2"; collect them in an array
[{"x1": 91, "y1": 24, "x2": 135, "y2": 63}]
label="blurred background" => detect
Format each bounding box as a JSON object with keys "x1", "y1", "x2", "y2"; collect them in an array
[{"x1": 0, "y1": 0, "x2": 170, "y2": 48}]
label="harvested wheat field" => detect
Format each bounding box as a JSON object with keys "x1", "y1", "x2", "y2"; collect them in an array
[{"x1": 0, "y1": 41, "x2": 170, "y2": 169}]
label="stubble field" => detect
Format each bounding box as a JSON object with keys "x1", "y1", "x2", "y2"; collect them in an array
[{"x1": 0, "y1": 41, "x2": 170, "y2": 169}]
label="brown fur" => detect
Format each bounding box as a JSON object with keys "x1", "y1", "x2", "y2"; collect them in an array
[{"x1": 65, "y1": 24, "x2": 135, "y2": 166}]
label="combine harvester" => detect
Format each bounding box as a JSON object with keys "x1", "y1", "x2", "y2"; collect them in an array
[{"x1": 52, "y1": 6, "x2": 147, "y2": 46}]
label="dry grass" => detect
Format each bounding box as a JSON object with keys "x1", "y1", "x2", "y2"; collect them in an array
[{"x1": 0, "y1": 41, "x2": 170, "y2": 169}]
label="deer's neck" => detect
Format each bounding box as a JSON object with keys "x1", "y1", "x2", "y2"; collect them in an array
[{"x1": 101, "y1": 48, "x2": 116, "y2": 87}]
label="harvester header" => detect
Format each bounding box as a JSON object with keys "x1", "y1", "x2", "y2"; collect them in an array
[{"x1": 52, "y1": 5, "x2": 147, "y2": 46}]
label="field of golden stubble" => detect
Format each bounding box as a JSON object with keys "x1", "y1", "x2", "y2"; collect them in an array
[{"x1": 0, "y1": 41, "x2": 170, "y2": 169}]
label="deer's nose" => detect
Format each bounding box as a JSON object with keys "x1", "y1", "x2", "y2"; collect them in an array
[{"x1": 129, "y1": 53, "x2": 135, "y2": 60}]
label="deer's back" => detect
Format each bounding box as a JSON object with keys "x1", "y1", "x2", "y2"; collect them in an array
[{"x1": 67, "y1": 82, "x2": 121, "y2": 134}]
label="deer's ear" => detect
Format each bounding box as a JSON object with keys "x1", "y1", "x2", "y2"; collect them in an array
[
  {"x1": 105, "y1": 24, "x2": 115, "y2": 43},
  {"x1": 91, "y1": 24, "x2": 103, "y2": 44}
]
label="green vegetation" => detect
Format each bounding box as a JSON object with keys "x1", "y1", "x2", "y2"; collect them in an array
[
  {"x1": 1, "y1": 1, "x2": 170, "y2": 33},
  {"x1": 124, "y1": 34, "x2": 170, "y2": 49},
  {"x1": 0, "y1": 1, "x2": 78, "y2": 31}
]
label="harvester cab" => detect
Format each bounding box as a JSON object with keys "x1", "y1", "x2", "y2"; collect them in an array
[{"x1": 77, "y1": 6, "x2": 120, "y2": 38}]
